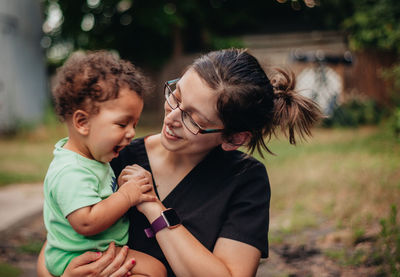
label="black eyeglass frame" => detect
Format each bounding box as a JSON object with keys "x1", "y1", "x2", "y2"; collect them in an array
[{"x1": 164, "y1": 78, "x2": 224, "y2": 135}]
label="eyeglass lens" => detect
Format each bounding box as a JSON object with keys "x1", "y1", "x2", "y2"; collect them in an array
[{"x1": 165, "y1": 82, "x2": 200, "y2": 134}]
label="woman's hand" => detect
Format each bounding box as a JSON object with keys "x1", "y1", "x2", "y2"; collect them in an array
[{"x1": 62, "y1": 242, "x2": 136, "y2": 277}]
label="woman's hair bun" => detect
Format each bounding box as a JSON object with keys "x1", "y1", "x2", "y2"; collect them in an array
[
  {"x1": 271, "y1": 68, "x2": 296, "y2": 101},
  {"x1": 270, "y1": 67, "x2": 322, "y2": 145}
]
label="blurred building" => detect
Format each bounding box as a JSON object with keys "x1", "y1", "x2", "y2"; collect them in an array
[
  {"x1": 244, "y1": 31, "x2": 352, "y2": 116},
  {"x1": 158, "y1": 30, "x2": 392, "y2": 118},
  {"x1": 0, "y1": 0, "x2": 47, "y2": 133},
  {"x1": 244, "y1": 31, "x2": 393, "y2": 112},
  {"x1": 157, "y1": 31, "x2": 353, "y2": 116}
]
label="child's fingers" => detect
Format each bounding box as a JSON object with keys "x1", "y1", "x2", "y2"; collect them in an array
[
  {"x1": 140, "y1": 194, "x2": 158, "y2": 202},
  {"x1": 140, "y1": 184, "x2": 153, "y2": 193},
  {"x1": 121, "y1": 173, "x2": 148, "y2": 184},
  {"x1": 123, "y1": 179, "x2": 150, "y2": 190},
  {"x1": 128, "y1": 165, "x2": 152, "y2": 178}
]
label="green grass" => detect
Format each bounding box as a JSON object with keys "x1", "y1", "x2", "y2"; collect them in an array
[
  {"x1": 324, "y1": 248, "x2": 367, "y2": 266},
  {"x1": 17, "y1": 240, "x2": 45, "y2": 255},
  {"x1": 0, "y1": 118, "x2": 160, "y2": 187},
  {"x1": 1, "y1": 116, "x2": 399, "y2": 248},
  {"x1": 252, "y1": 123, "x2": 400, "y2": 236},
  {"x1": 0, "y1": 262, "x2": 21, "y2": 277}
]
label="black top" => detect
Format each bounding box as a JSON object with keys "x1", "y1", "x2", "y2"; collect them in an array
[{"x1": 111, "y1": 138, "x2": 270, "y2": 276}]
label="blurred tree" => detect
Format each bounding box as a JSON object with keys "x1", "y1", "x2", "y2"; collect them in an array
[
  {"x1": 343, "y1": 0, "x2": 400, "y2": 53},
  {"x1": 342, "y1": 0, "x2": 400, "y2": 137},
  {"x1": 41, "y1": 0, "x2": 354, "y2": 70}
]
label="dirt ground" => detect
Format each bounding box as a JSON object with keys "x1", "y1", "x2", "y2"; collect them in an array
[{"x1": 0, "y1": 213, "x2": 382, "y2": 277}]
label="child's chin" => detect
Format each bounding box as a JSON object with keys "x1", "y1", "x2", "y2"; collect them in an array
[{"x1": 111, "y1": 151, "x2": 120, "y2": 160}]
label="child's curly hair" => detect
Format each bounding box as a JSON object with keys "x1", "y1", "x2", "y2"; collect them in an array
[{"x1": 52, "y1": 50, "x2": 149, "y2": 121}]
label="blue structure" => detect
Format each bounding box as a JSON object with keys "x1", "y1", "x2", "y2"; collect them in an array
[{"x1": 0, "y1": 0, "x2": 47, "y2": 132}]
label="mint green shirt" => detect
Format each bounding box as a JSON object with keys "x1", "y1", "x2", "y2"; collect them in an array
[{"x1": 44, "y1": 138, "x2": 129, "y2": 276}]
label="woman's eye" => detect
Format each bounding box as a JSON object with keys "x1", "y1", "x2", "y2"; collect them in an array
[{"x1": 189, "y1": 116, "x2": 198, "y2": 126}]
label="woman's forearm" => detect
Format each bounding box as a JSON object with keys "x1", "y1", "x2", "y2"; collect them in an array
[
  {"x1": 139, "y1": 202, "x2": 232, "y2": 277},
  {"x1": 158, "y1": 226, "x2": 232, "y2": 277},
  {"x1": 37, "y1": 241, "x2": 55, "y2": 277}
]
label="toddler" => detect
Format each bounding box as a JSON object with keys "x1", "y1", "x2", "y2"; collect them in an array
[{"x1": 43, "y1": 51, "x2": 165, "y2": 276}]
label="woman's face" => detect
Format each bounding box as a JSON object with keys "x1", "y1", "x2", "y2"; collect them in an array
[{"x1": 160, "y1": 69, "x2": 224, "y2": 157}]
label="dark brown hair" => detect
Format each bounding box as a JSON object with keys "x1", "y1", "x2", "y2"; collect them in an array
[
  {"x1": 191, "y1": 48, "x2": 322, "y2": 156},
  {"x1": 53, "y1": 50, "x2": 149, "y2": 121}
]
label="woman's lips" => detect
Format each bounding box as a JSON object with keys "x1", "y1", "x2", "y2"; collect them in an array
[{"x1": 165, "y1": 125, "x2": 182, "y2": 139}]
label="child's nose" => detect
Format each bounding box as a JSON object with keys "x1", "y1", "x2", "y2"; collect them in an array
[{"x1": 126, "y1": 127, "x2": 135, "y2": 139}]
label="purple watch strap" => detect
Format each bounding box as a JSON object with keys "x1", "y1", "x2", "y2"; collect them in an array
[{"x1": 144, "y1": 214, "x2": 168, "y2": 238}]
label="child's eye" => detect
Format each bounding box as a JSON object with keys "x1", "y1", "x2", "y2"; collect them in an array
[{"x1": 117, "y1": 123, "x2": 127, "y2": 127}]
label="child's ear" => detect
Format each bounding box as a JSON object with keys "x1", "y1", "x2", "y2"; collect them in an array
[
  {"x1": 72, "y1": 110, "x2": 90, "y2": 135},
  {"x1": 221, "y1": 131, "x2": 251, "y2": 151}
]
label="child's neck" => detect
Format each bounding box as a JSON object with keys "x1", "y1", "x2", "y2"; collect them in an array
[{"x1": 63, "y1": 136, "x2": 94, "y2": 161}]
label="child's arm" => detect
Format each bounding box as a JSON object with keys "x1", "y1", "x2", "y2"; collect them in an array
[{"x1": 68, "y1": 168, "x2": 157, "y2": 236}]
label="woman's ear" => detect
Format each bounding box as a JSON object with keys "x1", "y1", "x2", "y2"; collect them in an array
[
  {"x1": 72, "y1": 110, "x2": 90, "y2": 136},
  {"x1": 221, "y1": 131, "x2": 251, "y2": 151}
]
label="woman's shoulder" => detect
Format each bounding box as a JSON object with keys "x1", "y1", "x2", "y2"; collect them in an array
[
  {"x1": 219, "y1": 148, "x2": 266, "y2": 169},
  {"x1": 207, "y1": 147, "x2": 267, "y2": 180}
]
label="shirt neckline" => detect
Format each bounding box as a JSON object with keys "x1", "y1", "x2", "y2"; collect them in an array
[{"x1": 140, "y1": 137, "x2": 221, "y2": 204}]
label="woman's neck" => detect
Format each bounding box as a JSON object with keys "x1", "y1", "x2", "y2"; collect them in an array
[
  {"x1": 145, "y1": 134, "x2": 211, "y2": 170},
  {"x1": 145, "y1": 133, "x2": 214, "y2": 201}
]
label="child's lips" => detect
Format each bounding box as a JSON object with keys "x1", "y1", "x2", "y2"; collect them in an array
[{"x1": 113, "y1": 145, "x2": 125, "y2": 154}]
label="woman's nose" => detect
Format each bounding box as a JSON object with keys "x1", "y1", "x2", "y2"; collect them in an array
[{"x1": 164, "y1": 103, "x2": 182, "y2": 126}]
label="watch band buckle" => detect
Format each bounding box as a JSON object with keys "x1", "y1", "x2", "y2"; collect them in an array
[{"x1": 144, "y1": 227, "x2": 155, "y2": 238}]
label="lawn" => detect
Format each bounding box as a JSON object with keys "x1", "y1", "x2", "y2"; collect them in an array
[
  {"x1": 0, "y1": 121, "x2": 160, "y2": 187},
  {"x1": 1, "y1": 120, "x2": 398, "y2": 234},
  {"x1": 259, "y1": 124, "x2": 400, "y2": 235},
  {"x1": 0, "y1": 120, "x2": 399, "y2": 274}
]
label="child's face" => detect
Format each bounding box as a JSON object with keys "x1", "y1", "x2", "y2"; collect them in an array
[{"x1": 85, "y1": 88, "x2": 143, "y2": 163}]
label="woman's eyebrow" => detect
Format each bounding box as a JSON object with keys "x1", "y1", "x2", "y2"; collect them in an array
[{"x1": 176, "y1": 83, "x2": 214, "y2": 124}]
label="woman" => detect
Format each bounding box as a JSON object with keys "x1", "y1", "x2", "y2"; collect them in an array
[{"x1": 38, "y1": 48, "x2": 321, "y2": 277}]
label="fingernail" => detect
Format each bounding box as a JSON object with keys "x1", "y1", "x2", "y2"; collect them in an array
[
  {"x1": 131, "y1": 258, "x2": 136, "y2": 265},
  {"x1": 96, "y1": 252, "x2": 102, "y2": 257}
]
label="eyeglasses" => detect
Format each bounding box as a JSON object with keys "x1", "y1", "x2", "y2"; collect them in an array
[{"x1": 164, "y1": 78, "x2": 224, "y2": 135}]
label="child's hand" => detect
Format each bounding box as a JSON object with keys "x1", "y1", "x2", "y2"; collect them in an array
[
  {"x1": 117, "y1": 165, "x2": 157, "y2": 206},
  {"x1": 118, "y1": 164, "x2": 151, "y2": 187}
]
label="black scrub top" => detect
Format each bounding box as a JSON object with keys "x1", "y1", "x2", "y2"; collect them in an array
[{"x1": 111, "y1": 138, "x2": 270, "y2": 277}]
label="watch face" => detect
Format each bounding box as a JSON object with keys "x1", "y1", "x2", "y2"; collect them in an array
[{"x1": 163, "y1": 208, "x2": 181, "y2": 226}]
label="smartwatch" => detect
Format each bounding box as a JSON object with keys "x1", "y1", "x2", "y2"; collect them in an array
[{"x1": 144, "y1": 208, "x2": 181, "y2": 238}]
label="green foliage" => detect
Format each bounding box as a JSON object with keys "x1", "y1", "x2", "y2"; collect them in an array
[
  {"x1": 341, "y1": 0, "x2": 400, "y2": 137},
  {"x1": 381, "y1": 63, "x2": 400, "y2": 138},
  {"x1": 208, "y1": 35, "x2": 244, "y2": 51},
  {"x1": 322, "y1": 99, "x2": 385, "y2": 127},
  {"x1": 42, "y1": 0, "x2": 348, "y2": 69},
  {"x1": 0, "y1": 262, "x2": 21, "y2": 277},
  {"x1": 343, "y1": 0, "x2": 400, "y2": 52},
  {"x1": 378, "y1": 205, "x2": 400, "y2": 276},
  {"x1": 393, "y1": 107, "x2": 400, "y2": 139}
]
